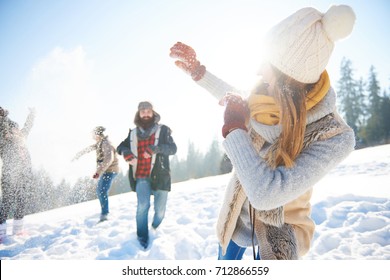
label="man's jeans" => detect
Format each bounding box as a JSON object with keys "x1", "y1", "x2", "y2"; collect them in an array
[
  {"x1": 218, "y1": 239, "x2": 261, "y2": 260},
  {"x1": 96, "y1": 172, "x2": 117, "y2": 215},
  {"x1": 136, "y1": 178, "x2": 168, "y2": 242}
]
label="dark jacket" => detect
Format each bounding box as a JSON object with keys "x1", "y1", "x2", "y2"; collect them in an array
[{"x1": 117, "y1": 124, "x2": 177, "y2": 191}]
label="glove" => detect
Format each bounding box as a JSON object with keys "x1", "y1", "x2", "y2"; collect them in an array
[
  {"x1": 92, "y1": 173, "x2": 99, "y2": 179},
  {"x1": 221, "y1": 94, "x2": 249, "y2": 138},
  {"x1": 146, "y1": 145, "x2": 160, "y2": 156},
  {"x1": 169, "y1": 42, "x2": 206, "y2": 81}
]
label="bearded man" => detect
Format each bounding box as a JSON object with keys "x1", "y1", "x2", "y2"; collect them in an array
[{"x1": 117, "y1": 101, "x2": 177, "y2": 249}]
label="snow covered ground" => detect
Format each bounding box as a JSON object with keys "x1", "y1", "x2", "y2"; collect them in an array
[{"x1": 1, "y1": 144, "x2": 389, "y2": 278}]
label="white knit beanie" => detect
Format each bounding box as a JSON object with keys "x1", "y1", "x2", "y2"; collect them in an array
[{"x1": 264, "y1": 5, "x2": 356, "y2": 83}]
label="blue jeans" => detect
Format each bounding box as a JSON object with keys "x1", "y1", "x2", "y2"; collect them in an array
[
  {"x1": 96, "y1": 172, "x2": 117, "y2": 215},
  {"x1": 136, "y1": 178, "x2": 168, "y2": 242},
  {"x1": 218, "y1": 240, "x2": 260, "y2": 260}
]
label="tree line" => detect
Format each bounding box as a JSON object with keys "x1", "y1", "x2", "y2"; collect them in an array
[
  {"x1": 17, "y1": 138, "x2": 231, "y2": 217},
  {"x1": 7, "y1": 57, "x2": 389, "y2": 216},
  {"x1": 337, "y1": 58, "x2": 390, "y2": 147},
  {"x1": 22, "y1": 168, "x2": 131, "y2": 216},
  {"x1": 170, "y1": 139, "x2": 232, "y2": 182}
]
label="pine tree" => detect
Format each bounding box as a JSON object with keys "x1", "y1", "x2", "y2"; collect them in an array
[
  {"x1": 69, "y1": 176, "x2": 96, "y2": 204},
  {"x1": 362, "y1": 66, "x2": 384, "y2": 145},
  {"x1": 354, "y1": 78, "x2": 368, "y2": 147},
  {"x1": 356, "y1": 78, "x2": 368, "y2": 125},
  {"x1": 110, "y1": 172, "x2": 130, "y2": 195},
  {"x1": 337, "y1": 58, "x2": 364, "y2": 139},
  {"x1": 186, "y1": 141, "x2": 203, "y2": 179},
  {"x1": 203, "y1": 138, "x2": 224, "y2": 177},
  {"x1": 380, "y1": 90, "x2": 390, "y2": 143},
  {"x1": 170, "y1": 154, "x2": 188, "y2": 183},
  {"x1": 26, "y1": 168, "x2": 56, "y2": 214},
  {"x1": 54, "y1": 179, "x2": 72, "y2": 208},
  {"x1": 171, "y1": 139, "x2": 225, "y2": 182}
]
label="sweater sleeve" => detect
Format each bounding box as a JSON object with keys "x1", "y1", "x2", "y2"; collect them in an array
[
  {"x1": 196, "y1": 71, "x2": 245, "y2": 101},
  {"x1": 157, "y1": 126, "x2": 177, "y2": 156},
  {"x1": 222, "y1": 129, "x2": 355, "y2": 210},
  {"x1": 73, "y1": 144, "x2": 96, "y2": 161}
]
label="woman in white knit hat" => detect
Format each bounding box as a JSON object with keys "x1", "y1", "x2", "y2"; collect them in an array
[{"x1": 170, "y1": 5, "x2": 356, "y2": 259}]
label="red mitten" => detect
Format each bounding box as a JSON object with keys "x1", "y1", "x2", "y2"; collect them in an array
[
  {"x1": 92, "y1": 173, "x2": 100, "y2": 179},
  {"x1": 222, "y1": 94, "x2": 249, "y2": 138},
  {"x1": 169, "y1": 42, "x2": 206, "y2": 81}
]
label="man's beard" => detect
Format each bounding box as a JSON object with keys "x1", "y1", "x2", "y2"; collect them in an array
[{"x1": 140, "y1": 116, "x2": 154, "y2": 129}]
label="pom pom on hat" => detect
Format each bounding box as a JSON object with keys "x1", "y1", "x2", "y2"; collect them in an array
[
  {"x1": 264, "y1": 5, "x2": 356, "y2": 84},
  {"x1": 322, "y1": 5, "x2": 356, "y2": 42}
]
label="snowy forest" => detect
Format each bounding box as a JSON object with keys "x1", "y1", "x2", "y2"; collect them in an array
[
  {"x1": 337, "y1": 58, "x2": 390, "y2": 147},
  {"x1": 6, "y1": 57, "x2": 390, "y2": 217},
  {"x1": 16, "y1": 137, "x2": 231, "y2": 217}
]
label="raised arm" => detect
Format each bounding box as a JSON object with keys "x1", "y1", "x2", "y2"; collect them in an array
[
  {"x1": 72, "y1": 144, "x2": 96, "y2": 161},
  {"x1": 170, "y1": 42, "x2": 243, "y2": 101},
  {"x1": 20, "y1": 107, "x2": 36, "y2": 138}
]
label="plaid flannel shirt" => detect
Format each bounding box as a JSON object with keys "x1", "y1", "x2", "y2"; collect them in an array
[{"x1": 135, "y1": 133, "x2": 156, "y2": 178}]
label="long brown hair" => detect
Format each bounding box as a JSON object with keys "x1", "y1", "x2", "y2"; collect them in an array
[{"x1": 269, "y1": 66, "x2": 315, "y2": 168}]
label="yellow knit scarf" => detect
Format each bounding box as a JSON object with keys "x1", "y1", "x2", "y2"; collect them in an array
[{"x1": 248, "y1": 71, "x2": 330, "y2": 125}]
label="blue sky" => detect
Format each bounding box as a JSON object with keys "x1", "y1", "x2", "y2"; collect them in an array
[{"x1": 1, "y1": 0, "x2": 389, "y2": 183}]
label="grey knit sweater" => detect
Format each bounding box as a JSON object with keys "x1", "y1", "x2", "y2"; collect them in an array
[{"x1": 197, "y1": 70, "x2": 355, "y2": 249}]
